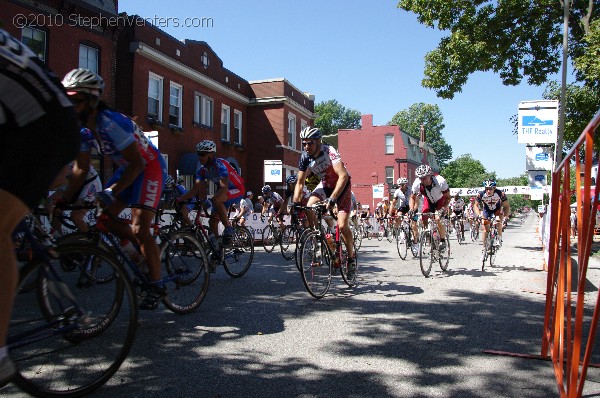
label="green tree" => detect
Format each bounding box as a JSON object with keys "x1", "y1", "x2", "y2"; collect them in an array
[
  {"x1": 397, "y1": 0, "x2": 598, "y2": 99},
  {"x1": 441, "y1": 154, "x2": 491, "y2": 188},
  {"x1": 314, "y1": 100, "x2": 361, "y2": 148},
  {"x1": 389, "y1": 102, "x2": 453, "y2": 167}
]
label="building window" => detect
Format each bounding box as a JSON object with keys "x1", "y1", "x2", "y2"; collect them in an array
[
  {"x1": 201, "y1": 51, "x2": 209, "y2": 69},
  {"x1": 300, "y1": 119, "x2": 307, "y2": 136},
  {"x1": 385, "y1": 167, "x2": 394, "y2": 185},
  {"x1": 288, "y1": 113, "x2": 296, "y2": 149},
  {"x1": 21, "y1": 27, "x2": 46, "y2": 61},
  {"x1": 169, "y1": 82, "x2": 182, "y2": 127},
  {"x1": 385, "y1": 135, "x2": 394, "y2": 154},
  {"x1": 221, "y1": 105, "x2": 230, "y2": 142},
  {"x1": 194, "y1": 93, "x2": 213, "y2": 128},
  {"x1": 233, "y1": 110, "x2": 242, "y2": 145},
  {"x1": 79, "y1": 44, "x2": 98, "y2": 73},
  {"x1": 147, "y1": 73, "x2": 163, "y2": 122}
]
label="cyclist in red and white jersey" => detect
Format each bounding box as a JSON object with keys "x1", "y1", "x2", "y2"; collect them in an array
[
  {"x1": 293, "y1": 127, "x2": 356, "y2": 278},
  {"x1": 261, "y1": 184, "x2": 285, "y2": 231},
  {"x1": 61, "y1": 68, "x2": 168, "y2": 310},
  {"x1": 408, "y1": 164, "x2": 451, "y2": 252},
  {"x1": 0, "y1": 28, "x2": 80, "y2": 383}
]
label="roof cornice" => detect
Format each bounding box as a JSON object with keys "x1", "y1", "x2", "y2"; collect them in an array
[
  {"x1": 130, "y1": 41, "x2": 249, "y2": 104},
  {"x1": 248, "y1": 96, "x2": 316, "y2": 119}
]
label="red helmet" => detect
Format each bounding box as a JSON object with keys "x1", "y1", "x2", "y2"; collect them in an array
[{"x1": 470, "y1": 197, "x2": 476, "y2": 202}]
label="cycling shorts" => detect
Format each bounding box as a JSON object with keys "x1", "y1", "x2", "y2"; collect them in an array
[
  {"x1": 310, "y1": 178, "x2": 352, "y2": 213},
  {"x1": 482, "y1": 207, "x2": 502, "y2": 221},
  {"x1": 106, "y1": 155, "x2": 167, "y2": 211},
  {"x1": 70, "y1": 173, "x2": 102, "y2": 204},
  {"x1": 0, "y1": 102, "x2": 79, "y2": 208}
]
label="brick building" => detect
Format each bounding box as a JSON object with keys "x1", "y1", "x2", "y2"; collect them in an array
[
  {"x1": 2, "y1": 0, "x2": 315, "y2": 199},
  {"x1": 338, "y1": 114, "x2": 439, "y2": 207}
]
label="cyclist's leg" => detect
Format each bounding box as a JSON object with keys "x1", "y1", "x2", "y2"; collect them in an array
[{"x1": 131, "y1": 207, "x2": 162, "y2": 281}]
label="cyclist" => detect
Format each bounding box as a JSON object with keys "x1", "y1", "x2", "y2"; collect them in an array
[
  {"x1": 349, "y1": 191, "x2": 359, "y2": 231},
  {"x1": 465, "y1": 196, "x2": 478, "y2": 233},
  {"x1": 408, "y1": 164, "x2": 450, "y2": 253},
  {"x1": 176, "y1": 140, "x2": 245, "y2": 247},
  {"x1": 0, "y1": 28, "x2": 80, "y2": 384},
  {"x1": 47, "y1": 156, "x2": 102, "y2": 235},
  {"x1": 233, "y1": 191, "x2": 254, "y2": 227},
  {"x1": 293, "y1": 126, "x2": 356, "y2": 278},
  {"x1": 448, "y1": 193, "x2": 466, "y2": 238},
  {"x1": 284, "y1": 175, "x2": 310, "y2": 228},
  {"x1": 261, "y1": 184, "x2": 285, "y2": 231},
  {"x1": 61, "y1": 68, "x2": 168, "y2": 310},
  {"x1": 163, "y1": 175, "x2": 193, "y2": 226},
  {"x1": 389, "y1": 177, "x2": 410, "y2": 229},
  {"x1": 474, "y1": 179, "x2": 510, "y2": 255}
]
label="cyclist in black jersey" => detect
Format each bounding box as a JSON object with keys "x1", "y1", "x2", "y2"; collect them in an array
[{"x1": 0, "y1": 28, "x2": 80, "y2": 384}]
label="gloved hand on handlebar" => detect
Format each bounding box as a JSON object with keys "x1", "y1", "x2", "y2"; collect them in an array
[{"x1": 96, "y1": 189, "x2": 115, "y2": 209}]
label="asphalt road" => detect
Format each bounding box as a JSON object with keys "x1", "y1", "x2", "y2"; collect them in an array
[{"x1": 5, "y1": 212, "x2": 600, "y2": 397}]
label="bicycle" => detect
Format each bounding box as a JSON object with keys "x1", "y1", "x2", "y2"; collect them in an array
[
  {"x1": 261, "y1": 214, "x2": 284, "y2": 253},
  {"x1": 396, "y1": 214, "x2": 418, "y2": 260},
  {"x1": 280, "y1": 211, "x2": 307, "y2": 261},
  {"x1": 183, "y1": 202, "x2": 254, "y2": 278},
  {"x1": 451, "y1": 214, "x2": 466, "y2": 244},
  {"x1": 470, "y1": 216, "x2": 481, "y2": 242},
  {"x1": 417, "y1": 212, "x2": 450, "y2": 277},
  {"x1": 297, "y1": 202, "x2": 358, "y2": 298},
  {"x1": 481, "y1": 218, "x2": 501, "y2": 271},
  {"x1": 6, "y1": 213, "x2": 137, "y2": 397}
]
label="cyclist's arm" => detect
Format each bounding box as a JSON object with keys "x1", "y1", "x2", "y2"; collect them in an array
[
  {"x1": 409, "y1": 193, "x2": 418, "y2": 212},
  {"x1": 106, "y1": 142, "x2": 145, "y2": 196},
  {"x1": 329, "y1": 161, "x2": 349, "y2": 202},
  {"x1": 178, "y1": 180, "x2": 202, "y2": 202},
  {"x1": 63, "y1": 151, "x2": 90, "y2": 202},
  {"x1": 293, "y1": 170, "x2": 308, "y2": 203}
]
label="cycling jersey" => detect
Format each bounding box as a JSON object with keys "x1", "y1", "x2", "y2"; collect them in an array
[
  {"x1": 465, "y1": 203, "x2": 477, "y2": 218},
  {"x1": 305, "y1": 173, "x2": 320, "y2": 191},
  {"x1": 449, "y1": 198, "x2": 465, "y2": 212},
  {"x1": 412, "y1": 174, "x2": 449, "y2": 215},
  {"x1": 285, "y1": 186, "x2": 310, "y2": 205},
  {"x1": 298, "y1": 144, "x2": 350, "y2": 189},
  {"x1": 477, "y1": 188, "x2": 507, "y2": 220},
  {"x1": 65, "y1": 161, "x2": 101, "y2": 204},
  {"x1": 239, "y1": 197, "x2": 253, "y2": 218},
  {"x1": 393, "y1": 188, "x2": 409, "y2": 209},
  {"x1": 196, "y1": 157, "x2": 245, "y2": 208},
  {"x1": 163, "y1": 184, "x2": 195, "y2": 211},
  {"x1": 263, "y1": 191, "x2": 284, "y2": 208}
]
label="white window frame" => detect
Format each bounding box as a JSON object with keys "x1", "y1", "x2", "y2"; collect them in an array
[
  {"x1": 21, "y1": 26, "x2": 46, "y2": 61},
  {"x1": 233, "y1": 110, "x2": 242, "y2": 145},
  {"x1": 288, "y1": 113, "x2": 297, "y2": 149},
  {"x1": 194, "y1": 92, "x2": 214, "y2": 128},
  {"x1": 79, "y1": 44, "x2": 99, "y2": 73},
  {"x1": 221, "y1": 104, "x2": 230, "y2": 142},
  {"x1": 385, "y1": 166, "x2": 394, "y2": 185},
  {"x1": 169, "y1": 82, "x2": 182, "y2": 127},
  {"x1": 148, "y1": 73, "x2": 163, "y2": 121},
  {"x1": 385, "y1": 135, "x2": 394, "y2": 154}
]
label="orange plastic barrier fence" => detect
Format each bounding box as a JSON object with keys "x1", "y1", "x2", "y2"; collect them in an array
[{"x1": 542, "y1": 108, "x2": 600, "y2": 398}]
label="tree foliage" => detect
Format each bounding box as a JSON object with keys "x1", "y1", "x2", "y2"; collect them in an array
[
  {"x1": 314, "y1": 100, "x2": 361, "y2": 148},
  {"x1": 397, "y1": 0, "x2": 599, "y2": 99},
  {"x1": 441, "y1": 154, "x2": 492, "y2": 188},
  {"x1": 389, "y1": 102, "x2": 453, "y2": 167}
]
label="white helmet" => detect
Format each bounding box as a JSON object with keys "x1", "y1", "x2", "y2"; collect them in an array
[
  {"x1": 415, "y1": 164, "x2": 433, "y2": 178},
  {"x1": 62, "y1": 68, "x2": 104, "y2": 97},
  {"x1": 196, "y1": 140, "x2": 217, "y2": 153},
  {"x1": 299, "y1": 126, "x2": 322, "y2": 139},
  {"x1": 397, "y1": 177, "x2": 408, "y2": 185}
]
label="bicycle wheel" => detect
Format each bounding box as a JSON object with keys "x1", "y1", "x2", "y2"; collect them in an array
[
  {"x1": 355, "y1": 225, "x2": 363, "y2": 251},
  {"x1": 280, "y1": 225, "x2": 297, "y2": 261},
  {"x1": 489, "y1": 233, "x2": 498, "y2": 267},
  {"x1": 262, "y1": 225, "x2": 277, "y2": 253},
  {"x1": 396, "y1": 226, "x2": 408, "y2": 260},
  {"x1": 419, "y1": 231, "x2": 432, "y2": 277},
  {"x1": 299, "y1": 230, "x2": 332, "y2": 298},
  {"x1": 439, "y1": 237, "x2": 450, "y2": 271},
  {"x1": 9, "y1": 244, "x2": 137, "y2": 398},
  {"x1": 482, "y1": 236, "x2": 491, "y2": 271},
  {"x1": 160, "y1": 230, "x2": 210, "y2": 314},
  {"x1": 377, "y1": 226, "x2": 384, "y2": 241},
  {"x1": 340, "y1": 242, "x2": 357, "y2": 287},
  {"x1": 366, "y1": 226, "x2": 372, "y2": 240},
  {"x1": 295, "y1": 228, "x2": 313, "y2": 272},
  {"x1": 223, "y1": 226, "x2": 254, "y2": 277},
  {"x1": 386, "y1": 225, "x2": 395, "y2": 243}
]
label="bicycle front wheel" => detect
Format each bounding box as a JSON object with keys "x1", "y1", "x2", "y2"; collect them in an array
[
  {"x1": 482, "y1": 236, "x2": 491, "y2": 271},
  {"x1": 419, "y1": 231, "x2": 432, "y2": 277},
  {"x1": 223, "y1": 226, "x2": 254, "y2": 277},
  {"x1": 160, "y1": 230, "x2": 210, "y2": 314},
  {"x1": 439, "y1": 238, "x2": 450, "y2": 271},
  {"x1": 9, "y1": 244, "x2": 137, "y2": 398},
  {"x1": 262, "y1": 225, "x2": 277, "y2": 253},
  {"x1": 340, "y1": 242, "x2": 358, "y2": 287},
  {"x1": 295, "y1": 228, "x2": 313, "y2": 272},
  {"x1": 280, "y1": 225, "x2": 297, "y2": 261},
  {"x1": 355, "y1": 225, "x2": 363, "y2": 251},
  {"x1": 396, "y1": 226, "x2": 408, "y2": 260},
  {"x1": 299, "y1": 230, "x2": 332, "y2": 298},
  {"x1": 489, "y1": 233, "x2": 498, "y2": 267}
]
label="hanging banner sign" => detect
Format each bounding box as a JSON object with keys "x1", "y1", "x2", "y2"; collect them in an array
[
  {"x1": 263, "y1": 160, "x2": 282, "y2": 183},
  {"x1": 517, "y1": 100, "x2": 559, "y2": 144},
  {"x1": 372, "y1": 184, "x2": 385, "y2": 199},
  {"x1": 525, "y1": 145, "x2": 553, "y2": 171}
]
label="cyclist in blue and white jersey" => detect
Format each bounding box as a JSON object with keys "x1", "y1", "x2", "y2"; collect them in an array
[
  {"x1": 233, "y1": 191, "x2": 254, "y2": 227},
  {"x1": 163, "y1": 176, "x2": 194, "y2": 225},
  {"x1": 408, "y1": 164, "x2": 451, "y2": 253},
  {"x1": 0, "y1": 28, "x2": 80, "y2": 383},
  {"x1": 61, "y1": 68, "x2": 168, "y2": 310},
  {"x1": 474, "y1": 179, "x2": 510, "y2": 251},
  {"x1": 293, "y1": 126, "x2": 356, "y2": 277},
  {"x1": 177, "y1": 140, "x2": 245, "y2": 245}
]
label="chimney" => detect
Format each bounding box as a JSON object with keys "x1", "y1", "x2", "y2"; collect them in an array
[
  {"x1": 420, "y1": 124, "x2": 425, "y2": 143},
  {"x1": 361, "y1": 114, "x2": 373, "y2": 129}
]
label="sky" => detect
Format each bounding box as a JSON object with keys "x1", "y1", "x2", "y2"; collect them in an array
[{"x1": 118, "y1": 0, "x2": 566, "y2": 179}]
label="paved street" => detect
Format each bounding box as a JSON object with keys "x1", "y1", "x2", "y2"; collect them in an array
[{"x1": 5, "y1": 212, "x2": 600, "y2": 397}]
